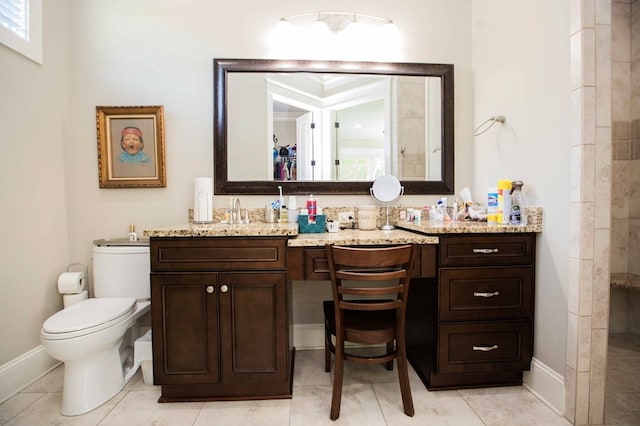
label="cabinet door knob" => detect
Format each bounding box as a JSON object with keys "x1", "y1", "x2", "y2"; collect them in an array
[
  {"x1": 206, "y1": 285, "x2": 215, "y2": 294},
  {"x1": 220, "y1": 284, "x2": 229, "y2": 293}
]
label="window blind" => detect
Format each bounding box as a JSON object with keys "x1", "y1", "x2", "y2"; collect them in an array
[{"x1": 0, "y1": 0, "x2": 28, "y2": 41}]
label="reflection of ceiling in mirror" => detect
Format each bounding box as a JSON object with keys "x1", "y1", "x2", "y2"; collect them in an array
[{"x1": 273, "y1": 100, "x2": 307, "y2": 113}]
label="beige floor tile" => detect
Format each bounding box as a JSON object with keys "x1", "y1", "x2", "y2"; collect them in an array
[
  {"x1": 0, "y1": 393, "x2": 45, "y2": 424},
  {"x1": 196, "y1": 399, "x2": 291, "y2": 425},
  {"x1": 290, "y1": 384, "x2": 386, "y2": 425},
  {"x1": 123, "y1": 369, "x2": 161, "y2": 391},
  {"x1": 459, "y1": 386, "x2": 572, "y2": 426},
  {"x1": 99, "y1": 390, "x2": 202, "y2": 426},
  {"x1": 374, "y1": 382, "x2": 483, "y2": 425},
  {"x1": 293, "y1": 349, "x2": 332, "y2": 387},
  {"x1": 604, "y1": 408, "x2": 640, "y2": 426},
  {"x1": 3, "y1": 391, "x2": 122, "y2": 426}
]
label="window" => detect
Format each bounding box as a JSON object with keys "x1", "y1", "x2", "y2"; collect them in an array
[{"x1": 0, "y1": 0, "x2": 42, "y2": 63}]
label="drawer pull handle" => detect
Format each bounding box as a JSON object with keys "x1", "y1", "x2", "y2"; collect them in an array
[
  {"x1": 220, "y1": 284, "x2": 229, "y2": 293},
  {"x1": 473, "y1": 345, "x2": 499, "y2": 352},
  {"x1": 473, "y1": 248, "x2": 499, "y2": 254},
  {"x1": 474, "y1": 291, "x2": 500, "y2": 298},
  {"x1": 206, "y1": 286, "x2": 215, "y2": 294}
]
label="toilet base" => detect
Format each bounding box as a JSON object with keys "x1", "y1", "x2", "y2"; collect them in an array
[{"x1": 61, "y1": 341, "x2": 125, "y2": 416}]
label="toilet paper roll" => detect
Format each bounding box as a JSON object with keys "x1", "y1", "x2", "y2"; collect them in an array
[
  {"x1": 63, "y1": 290, "x2": 88, "y2": 309},
  {"x1": 194, "y1": 177, "x2": 213, "y2": 223},
  {"x1": 57, "y1": 272, "x2": 86, "y2": 294}
]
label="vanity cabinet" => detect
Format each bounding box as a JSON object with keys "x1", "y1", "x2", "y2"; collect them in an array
[
  {"x1": 150, "y1": 237, "x2": 292, "y2": 401},
  {"x1": 407, "y1": 233, "x2": 536, "y2": 390}
]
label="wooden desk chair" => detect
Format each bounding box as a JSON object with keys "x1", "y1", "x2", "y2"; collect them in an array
[{"x1": 323, "y1": 243, "x2": 416, "y2": 420}]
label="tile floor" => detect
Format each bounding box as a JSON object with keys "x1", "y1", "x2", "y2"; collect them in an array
[
  {"x1": 0, "y1": 348, "x2": 572, "y2": 426},
  {"x1": 604, "y1": 333, "x2": 640, "y2": 426}
]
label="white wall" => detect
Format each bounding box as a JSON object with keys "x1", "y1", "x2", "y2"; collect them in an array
[
  {"x1": 0, "y1": 2, "x2": 70, "y2": 365},
  {"x1": 471, "y1": 1, "x2": 571, "y2": 374}
]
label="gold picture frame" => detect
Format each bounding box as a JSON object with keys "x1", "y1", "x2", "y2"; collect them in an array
[{"x1": 96, "y1": 105, "x2": 166, "y2": 188}]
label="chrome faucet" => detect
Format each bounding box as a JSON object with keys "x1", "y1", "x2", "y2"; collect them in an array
[{"x1": 231, "y1": 197, "x2": 242, "y2": 224}]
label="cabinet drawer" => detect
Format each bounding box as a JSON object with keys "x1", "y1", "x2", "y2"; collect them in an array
[
  {"x1": 439, "y1": 267, "x2": 534, "y2": 321},
  {"x1": 300, "y1": 245, "x2": 436, "y2": 280},
  {"x1": 151, "y1": 237, "x2": 286, "y2": 272},
  {"x1": 437, "y1": 321, "x2": 532, "y2": 374},
  {"x1": 439, "y1": 234, "x2": 534, "y2": 267}
]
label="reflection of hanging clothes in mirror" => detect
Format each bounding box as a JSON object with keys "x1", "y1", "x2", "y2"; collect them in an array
[{"x1": 273, "y1": 145, "x2": 297, "y2": 181}]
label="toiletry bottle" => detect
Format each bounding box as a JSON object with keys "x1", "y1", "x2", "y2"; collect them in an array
[
  {"x1": 128, "y1": 224, "x2": 137, "y2": 241},
  {"x1": 287, "y1": 196, "x2": 298, "y2": 224},
  {"x1": 498, "y1": 180, "x2": 512, "y2": 225},
  {"x1": 510, "y1": 181, "x2": 524, "y2": 225},
  {"x1": 306, "y1": 194, "x2": 317, "y2": 223},
  {"x1": 487, "y1": 187, "x2": 498, "y2": 225},
  {"x1": 280, "y1": 205, "x2": 288, "y2": 223}
]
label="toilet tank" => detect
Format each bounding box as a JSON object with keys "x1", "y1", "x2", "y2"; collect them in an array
[{"x1": 92, "y1": 240, "x2": 150, "y2": 300}]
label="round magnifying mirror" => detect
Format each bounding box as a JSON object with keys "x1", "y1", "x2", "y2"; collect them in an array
[
  {"x1": 371, "y1": 175, "x2": 402, "y2": 203},
  {"x1": 370, "y1": 175, "x2": 404, "y2": 230}
]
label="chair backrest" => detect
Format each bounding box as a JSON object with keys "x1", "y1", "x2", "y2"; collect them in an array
[{"x1": 325, "y1": 244, "x2": 416, "y2": 313}]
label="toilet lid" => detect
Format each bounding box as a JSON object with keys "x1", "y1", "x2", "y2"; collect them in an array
[{"x1": 42, "y1": 298, "x2": 136, "y2": 336}]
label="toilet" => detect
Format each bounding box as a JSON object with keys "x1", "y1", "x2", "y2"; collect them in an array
[{"x1": 41, "y1": 240, "x2": 151, "y2": 416}]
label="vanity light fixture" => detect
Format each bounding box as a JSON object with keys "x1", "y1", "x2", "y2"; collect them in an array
[
  {"x1": 270, "y1": 12, "x2": 402, "y2": 59},
  {"x1": 473, "y1": 115, "x2": 506, "y2": 136},
  {"x1": 278, "y1": 12, "x2": 395, "y2": 34}
]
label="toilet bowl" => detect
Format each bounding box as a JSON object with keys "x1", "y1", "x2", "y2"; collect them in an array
[
  {"x1": 41, "y1": 299, "x2": 150, "y2": 415},
  {"x1": 41, "y1": 242, "x2": 151, "y2": 416}
]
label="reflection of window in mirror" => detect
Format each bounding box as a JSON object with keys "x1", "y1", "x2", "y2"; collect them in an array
[{"x1": 333, "y1": 99, "x2": 385, "y2": 181}]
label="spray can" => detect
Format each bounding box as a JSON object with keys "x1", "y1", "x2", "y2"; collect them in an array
[{"x1": 306, "y1": 195, "x2": 317, "y2": 223}]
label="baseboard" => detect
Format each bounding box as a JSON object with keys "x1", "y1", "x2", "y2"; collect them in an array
[
  {"x1": 0, "y1": 345, "x2": 60, "y2": 404},
  {"x1": 523, "y1": 357, "x2": 565, "y2": 416},
  {"x1": 293, "y1": 323, "x2": 325, "y2": 350}
]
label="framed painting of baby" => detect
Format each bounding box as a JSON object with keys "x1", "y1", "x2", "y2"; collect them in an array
[{"x1": 96, "y1": 105, "x2": 166, "y2": 188}]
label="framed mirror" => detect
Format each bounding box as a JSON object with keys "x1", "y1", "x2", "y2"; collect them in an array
[{"x1": 214, "y1": 58, "x2": 454, "y2": 195}]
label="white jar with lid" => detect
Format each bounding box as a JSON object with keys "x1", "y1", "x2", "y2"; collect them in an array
[{"x1": 357, "y1": 206, "x2": 378, "y2": 230}]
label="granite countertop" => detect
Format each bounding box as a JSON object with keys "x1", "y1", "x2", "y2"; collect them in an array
[
  {"x1": 610, "y1": 273, "x2": 640, "y2": 291},
  {"x1": 143, "y1": 207, "x2": 542, "y2": 241},
  {"x1": 289, "y1": 229, "x2": 439, "y2": 247},
  {"x1": 143, "y1": 222, "x2": 299, "y2": 238},
  {"x1": 396, "y1": 206, "x2": 543, "y2": 234}
]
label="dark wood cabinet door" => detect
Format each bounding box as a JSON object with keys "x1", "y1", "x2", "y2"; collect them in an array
[
  {"x1": 218, "y1": 272, "x2": 288, "y2": 384},
  {"x1": 151, "y1": 273, "x2": 220, "y2": 385}
]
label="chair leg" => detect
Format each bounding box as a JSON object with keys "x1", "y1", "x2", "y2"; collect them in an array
[
  {"x1": 324, "y1": 327, "x2": 331, "y2": 373},
  {"x1": 396, "y1": 337, "x2": 414, "y2": 417},
  {"x1": 386, "y1": 341, "x2": 394, "y2": 370},
  {"x1": 330, "y1": 337, "x2": 345, "y2": 420}
]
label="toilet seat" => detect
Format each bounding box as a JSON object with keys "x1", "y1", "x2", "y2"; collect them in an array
[{"x1": 42, "y1": 298, "x2": 136, "y2": 340}]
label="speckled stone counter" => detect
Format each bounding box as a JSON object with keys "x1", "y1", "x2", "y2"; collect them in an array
[
  {"x1": 289, "y1": 229, "x2": 438, "y2": 247},
  {"x1": 395, "y1": 206, "x2": 543, "y2": 234},
  {"x1": 611, "y1": 273, "x2": 640, "y2": 291},
  {"x1": 145, "y1": 206, "x2": 542, "y2": 242},
  {"x1": 144, "y1": 222, "x2": 298, "y2": 238}
]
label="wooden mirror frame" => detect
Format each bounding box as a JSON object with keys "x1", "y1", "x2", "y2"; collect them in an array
[{"x1": 213, "y1": 58, "x2": 454, "y2": 195}]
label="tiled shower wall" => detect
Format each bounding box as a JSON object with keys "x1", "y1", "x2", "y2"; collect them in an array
[
  {"x1": 395, "y1": 77, "x2": 426, "y2": 179},
  {"x1": 611, "y1": 0, "x2": 640, "y2": 276}
]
